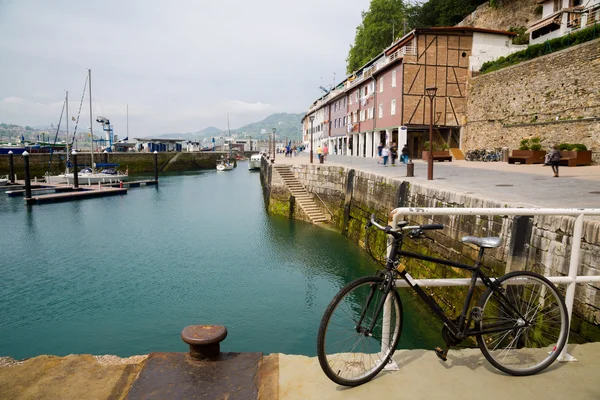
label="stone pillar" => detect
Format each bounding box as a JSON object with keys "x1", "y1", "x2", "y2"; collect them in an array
[{"x1": 385, "y1": 130, "x2": 391, "y2": 147}]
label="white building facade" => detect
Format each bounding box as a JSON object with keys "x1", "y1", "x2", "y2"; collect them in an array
[{"x1": 528, "y1": 0, "x2": 600, "y2": 45}]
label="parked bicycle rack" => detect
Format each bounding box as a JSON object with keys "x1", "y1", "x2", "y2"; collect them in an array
[{"x1": 382, "y1": 207, "x2": 600, "y2": 363}]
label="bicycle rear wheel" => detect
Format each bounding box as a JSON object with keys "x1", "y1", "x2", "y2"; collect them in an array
[
  {"x1": 317, "y1": 276, "x2": 403, "y2": 386},
  {"x1": 477, "y1": 271, "x2": 568, "y2": 376}
]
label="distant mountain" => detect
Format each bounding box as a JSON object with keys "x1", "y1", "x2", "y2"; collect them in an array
[
  {"x1": 231, "y1": 113, "x2": 304, "y2": 141},
  {"x1": 156, "y1": 113, "x2": 304, "y2": 141}
]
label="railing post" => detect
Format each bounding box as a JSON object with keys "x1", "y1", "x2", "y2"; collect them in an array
[{"x1": 559, "y1": 212, "x2": 584, "y2": 361}]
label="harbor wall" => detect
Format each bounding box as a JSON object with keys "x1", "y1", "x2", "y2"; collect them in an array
[
  {"x1": 0, "y1": 152, "x2": 228, "y2": 178},
  {"x1": 262, "y1": 163, "x2": 600, "y2": 342},
  {"x1": 464, "y1": 39, "x2": 600, "y2": 164}
]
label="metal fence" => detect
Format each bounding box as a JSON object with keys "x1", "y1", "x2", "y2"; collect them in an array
[{"x1": 386, "y1": 207, "x2": 600, "y2": 361}]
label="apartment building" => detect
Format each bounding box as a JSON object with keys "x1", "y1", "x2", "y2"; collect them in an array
[
  {"x1": 304, "y1": 26, "x2": 520, "y2": 160},
  {"x1": 528, "y1": 0, "x2": 600, "y2": 45}
]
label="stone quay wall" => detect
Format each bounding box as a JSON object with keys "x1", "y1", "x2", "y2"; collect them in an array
[
  {"x1": 0, "y1": 152, "x2": 225, "y2": 178},
  {"x1": 464, "y1": 38, "x2": 600, "y2": 163},
  {"x1": 261, "y1": 163, "x2": 600, "y2": 341}
]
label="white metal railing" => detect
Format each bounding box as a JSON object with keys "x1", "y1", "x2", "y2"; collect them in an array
[{"x1": 380, "y1": 207, "x2": 600, "y2": 363}]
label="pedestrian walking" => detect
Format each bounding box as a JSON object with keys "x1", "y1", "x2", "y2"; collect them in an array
[
  {"x1": 390, "y1": 142, "x2": 398, "y2": 166},
  {"x1": 317, "y1": 146, "x2": 323, "y2": 162},
  {"x1": 382, "y1": 146, "x2": 389, "y2": 166},
  {"x1": 401, "y1": 144, "x2": 409, "y2": 163},
  {"x1": 323, "y1": 144, "x2": 329, "y2": 162},
  {"x1": 548, "y1": 144, "x2": 561, "y2": 177},
  {"x1": 377, "y1": 142, "x2": 383, "y2": 164}
]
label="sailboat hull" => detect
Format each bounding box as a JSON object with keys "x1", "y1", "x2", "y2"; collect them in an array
[{"x1": 64, "y1": 173, "x2": 128, "y2": 184}]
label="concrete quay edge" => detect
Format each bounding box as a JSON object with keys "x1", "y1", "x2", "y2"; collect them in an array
[{"x1": 1, "y1": 342, "x2": 599, "y2": 399}]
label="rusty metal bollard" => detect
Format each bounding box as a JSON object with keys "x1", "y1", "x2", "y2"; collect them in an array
[
  {"x1": 406, "y1": 159, "x2": 414, "y2": 177},
  {"x1": 181, "y1": 325, "x2": 227, "y2": 360}
]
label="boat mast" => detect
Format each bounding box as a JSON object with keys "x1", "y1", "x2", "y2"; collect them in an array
[
  {"x1": 88, "y1": 68, "x2": 94, "y2": 170},
  {"x1": 227, "y1": 113, "x2": 231, "y2": 159},
  {"x1": 127, "y1": 104, "x2": 129, "y2": 139},
  {"x1": 65, "y1": 90, "x2": 69, "y2": 174}
]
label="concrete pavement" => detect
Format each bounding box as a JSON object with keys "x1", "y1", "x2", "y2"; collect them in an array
[
  {"x1": 276, "y1": 342, "x2": 600, "y2": 400},
  {"x1": 273, "y1": 152, "x2": 600, "y2": 208}
]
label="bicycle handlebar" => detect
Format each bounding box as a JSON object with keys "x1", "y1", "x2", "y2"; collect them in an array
[{"x1": 368, "y1": 214, "x2": 444, "y2": 234}]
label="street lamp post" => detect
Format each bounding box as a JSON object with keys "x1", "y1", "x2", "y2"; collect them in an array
[
  {"x1": 309, "y1": 115, "x2": 315, "y2": 164},
  {"x1": 272, "y1": 128, "x2": 276, "y2": 164},
  {"x1": 425, "y1": 87, "x2": 438, "y2": 181}
]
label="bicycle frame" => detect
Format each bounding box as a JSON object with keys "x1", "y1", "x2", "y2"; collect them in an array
[{"x1": 357, "y1": 232, "x2": 528, "y2": 346}]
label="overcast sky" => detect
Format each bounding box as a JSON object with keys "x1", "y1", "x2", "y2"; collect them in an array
[{"x1": 0, "y1": 0, "x2": 370, "y2": 137}]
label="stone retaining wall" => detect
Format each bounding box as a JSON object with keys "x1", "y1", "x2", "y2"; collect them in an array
[
  {"x1": 464, "y1": 38, "x2": 600, "y2": 164},
  {"x1": 0, "y1": 152, "x2": 224, "y2": 178},
  {"x1": 261, "y1": 163, "x2": 600, "y2": 341}
]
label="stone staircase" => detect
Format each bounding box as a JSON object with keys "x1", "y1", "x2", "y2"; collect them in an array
[{"x1": 273, "y1": 165, "x2": 328, "y2": 224}]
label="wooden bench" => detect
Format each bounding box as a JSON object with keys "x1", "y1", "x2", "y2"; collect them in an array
[
  {"x1": 433, "y1": 155, "x2": 453, "y2": 162},
  {"x1": 508, "y1": 156, "x2": 536, "y2": 164},
  {"x1": 558, "y1": 150, "x2": 592, "y2": 167},
  {"x1": 508, "y1": 150, "x2": 545, "y2": 165},
  {"x1": 559, "y1": 157, "x2": 578, "y2": 167}
]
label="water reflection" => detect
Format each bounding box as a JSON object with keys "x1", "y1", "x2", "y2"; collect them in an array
[{"x1": 0, "y1": 167, "x2": 439, "y2": 360}]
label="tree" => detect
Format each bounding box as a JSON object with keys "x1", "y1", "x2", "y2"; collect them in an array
[
  {"x1": 346, "y1": 0, "x2": 489, "y2": 74},
  {"x1": 410, "y1": 0, "x2": 488, "y2": 28},
  {"x1": 346, "y1": 0, "x2": 412, "y2": 74}
]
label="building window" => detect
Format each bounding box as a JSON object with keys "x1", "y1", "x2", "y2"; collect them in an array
[
  {"x1": 334, "y1": 119, "x2": 337, "y2": 128},
  {"x1": 360, "y1": 110, "x2": 365, "y2": 121},
  {"x1": 554, "y1": 0, "x2": 560, "y2": 12},
  {"x1": 343, "y1": 98, "x2": 346, "y2": 108},
  {"x1": 334, "y1": 103, "x2": 337, "y2": 112},
  {"x1": 343, "y1": 116, "x2": 347, "y2": 126},
  {"x1": 379, "y1": 78, "x2": 384, "y2": 93},
  {"x1": 349, "y1": 94, "x2": 353, "y2": 105},
  {"x1": 391, "y1": 99, "x2": 396, "y2": 115},
  {"x1": 378, "y1": 103, "x2": 383, "y2": 118},
  {"x1": 355, "y1": 91, "x2": 359, "y2": 102},
  {"x1": 364, "y1": 85, "x2": 369, "y2": 96},
  {"x1": 368, "y1": 107, "x2": 374, "y2": 119},
  {"x1": 353, "y1": 111, "x2": 357, "y2": 123},
  {"x1": 392, "y1": 70, "x2": 397, "y2": 87}
]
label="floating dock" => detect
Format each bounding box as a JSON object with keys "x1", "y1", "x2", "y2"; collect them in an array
[{"x1": 3, "y1": 180, "x2": 157, "y2": 205}]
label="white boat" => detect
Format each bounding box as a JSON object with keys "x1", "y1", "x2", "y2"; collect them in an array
[
  {"x1": 45, "y1": 173, "x2": 67, "y2": 184},
  {"x1": 248, "y1": 153, "x2": 261, "y2": 170},
  {"x1": 0, "y1": 177, "x2": 8, "y2": 186},
  {"x1": 216, "y1": 114, "x2": 235, "y2": 172},
  {"x1": 65, "y1": 168, "x2": 128, "y2": 184},
  {"x1": 216, "y1": 161, "x2": 234, "y2": 171}
]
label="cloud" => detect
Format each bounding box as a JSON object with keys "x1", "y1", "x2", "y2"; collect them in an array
[{"x1": 0, "y1": 0, "x2": 370, "y2": 136}]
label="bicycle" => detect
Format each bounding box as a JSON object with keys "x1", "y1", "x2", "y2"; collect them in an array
[{"x1": 316, "y1": 214, "x2": 569, "y2": 386}]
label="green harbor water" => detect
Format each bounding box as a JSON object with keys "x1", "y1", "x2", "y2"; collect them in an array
[{"x1": 0, "y1": 163, "x2": 440, "y2": 360}]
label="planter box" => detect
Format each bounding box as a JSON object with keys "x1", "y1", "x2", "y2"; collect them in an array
[
  {"x1": 508, "y1": 150, "x2": 546, "y2": 164},
  {"x1": 421, "y1": 151, "x2": 452, "y2": 162},
  {"x1": 559, "y1": 150, "x2": 592, "y2": 167}
]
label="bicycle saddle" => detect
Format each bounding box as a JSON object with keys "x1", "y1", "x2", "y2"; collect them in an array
[{"x1": 461, "y1": 236, "x2": 501, "y2": 248}]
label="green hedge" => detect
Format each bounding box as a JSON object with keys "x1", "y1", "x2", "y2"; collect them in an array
[{"x1": 480, "y1": 23, "x2": 600, "y2": 74}]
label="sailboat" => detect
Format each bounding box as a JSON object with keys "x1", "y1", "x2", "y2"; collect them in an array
[
  {"x1": 216, "y1": 114, "x2": 234, "y2": 171},
  {"x1": 44, "y1": 91, "x2": 69, "y2": 184},
  {"x1": 64, "y1": 69, "x2": 128, "y2": 185}
]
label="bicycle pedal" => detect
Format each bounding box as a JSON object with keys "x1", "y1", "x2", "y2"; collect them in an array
[{"x1": 434, "y1": 347, "x2": 448, "y2": 362}]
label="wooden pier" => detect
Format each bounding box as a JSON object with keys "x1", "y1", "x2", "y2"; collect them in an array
[{"x1": 3, "y1": 179, "x2": 158, "y2": 205}]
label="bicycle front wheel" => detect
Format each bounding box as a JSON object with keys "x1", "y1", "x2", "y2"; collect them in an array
[
  {"x1": 477, "y1": 271, "x2": 568, "y2": 376},
  {"x1": 317, "y1": 276, "x2": 403, "y2": 386}
]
